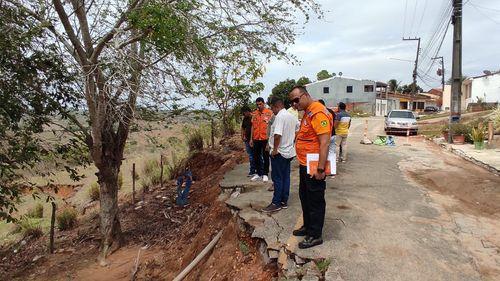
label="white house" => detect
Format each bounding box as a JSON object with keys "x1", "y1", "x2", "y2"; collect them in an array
[
  {"x1": 305, "y1": 76, "x2": 377, "y2": 113},
  {"x1": 465, "y1": 71, "x2": 500, "y2": 107}
]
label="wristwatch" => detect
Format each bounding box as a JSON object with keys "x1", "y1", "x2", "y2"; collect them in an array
[{"x1": 317, "y1": 168, "x2": 325, "y2": 173}]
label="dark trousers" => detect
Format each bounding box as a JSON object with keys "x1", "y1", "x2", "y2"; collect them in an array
[
  {"x1": 253, "y1": 140, "x2": 269, "y2": 176},
  {"x1": 244, "y1": 141, "x2": 256, "y2": 174},
  {"x1": 270, "y1": 154, "x2": 291, "y2": 205},
  {"x1": 299, "y1": 165, "x2": 326, "y2": 238}
]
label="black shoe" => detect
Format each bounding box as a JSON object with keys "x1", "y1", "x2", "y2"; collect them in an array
[
  {"x1": 281, "y1": 202, "x2": 288, "y2": 209},
  {"x1": 298, "y1": 236, "x2": 323, "y2": 249},
  {"x1": 262, "y1": 203, "x2": 282, "y2": 213},
  {"x1": 292, "y1": 226, "x2": 307, "y2": 236}
]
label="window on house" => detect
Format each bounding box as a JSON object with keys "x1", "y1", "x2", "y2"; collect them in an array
[
  {"x1": 346, "y1": 86, "x2": 353, "y2": 93},
  {"x1": 364, "y1": 85, "x2": 374, "y2": 92},
  {"x1": 323, "y1": 87, "x2": 329, "y2": 94}
]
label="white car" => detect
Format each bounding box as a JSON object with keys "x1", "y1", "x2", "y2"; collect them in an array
[{"x1": 384, "y1": 110, "x2": 419, "y2": 135}]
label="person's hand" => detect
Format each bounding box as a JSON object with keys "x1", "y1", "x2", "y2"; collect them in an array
[
  {"x1": 249, "y1": 139, "x2": 253, "y2": 147},
  {"x1": 310, "y1": 170, "x2": 326, "y2": 180},
  {"x1": 271, "y1": 149, "x2": 279, "y2": 157}
]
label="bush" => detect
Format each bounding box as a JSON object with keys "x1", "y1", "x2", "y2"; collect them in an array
[
  {"x1": 17, "y1": 218, "x2": 43, "y2": 238},
  {"x1": 88, "y1": 182, "x2": 100, "y2": 201},
  {"x1": 118, "y1": 172, "x2": 124, "y2": 189},
  {"x1": 57, "y1": 208, "x2": 77, "y2": 230},
  {"x1": 26, "y1": 203, "x2": 44, "y2": 218},
  {"x1": 187, "y1": 130, "x2": 204, "y2": 151},
  {"x1": 143, "y1": 158, "x2": 160, "y2": 177},
  {"x1": 491, "y1": 107, "x2": 500, "y2": 132}
]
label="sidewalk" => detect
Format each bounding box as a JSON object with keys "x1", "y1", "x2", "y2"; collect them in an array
[{"x1": 434, "y1": 139, "x2": 500, "y2": 175}]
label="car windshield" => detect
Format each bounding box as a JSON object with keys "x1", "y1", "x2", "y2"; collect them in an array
[{"x1": 389, "y1": 111, "x2": 414, "y2": 119}]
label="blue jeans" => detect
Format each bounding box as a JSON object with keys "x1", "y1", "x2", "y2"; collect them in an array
[
  {"x1": 244, "y1": 141, "x2": 256, "y2": 175},
  {"x1": 176, "y1": 179, "x2": 192, "y2": 206},
  {"x1": 270, "y1": 153, "x2": 291, "y2": 206}
]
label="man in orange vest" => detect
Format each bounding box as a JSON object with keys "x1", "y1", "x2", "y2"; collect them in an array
[
  {"x1": 288, "y1": 86, "x2": 332, "y2": 249},
  {"x1": 249, "y1": 97, "x2": 273, "y2": 182}
]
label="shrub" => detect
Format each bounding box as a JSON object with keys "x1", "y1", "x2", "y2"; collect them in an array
[
  {"x1": 470, "y1": 125, "x2": 486, "y2": 142},
  {"x1": 187, "y1": 130, "x2": 204, "y2": 151},
  {"x1": 491, "y1": 107, "x2": 500, "y2": 132},
  {"x1": 26, "y1": 203, "x2": 44, "y2": 218},
  {"x1": 143, "y1": 158, "x2": 160, "y2": 177},
  {"x1": 17, "y1": 218, "x2": 43, "y2": 238},
  {"x1": 88, "y1": 182, "x2": 100, "y2": 201},
  {"x1": 118, "y1": 172, "x2": 124, "y2": 189},
  {"x1": 57, "y1": 208, "x2": 77, "y2": 231}
]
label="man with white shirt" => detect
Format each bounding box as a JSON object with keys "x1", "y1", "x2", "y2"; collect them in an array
[{"x1": 262, "y1": 97, "x2": 299, "y2": 213}]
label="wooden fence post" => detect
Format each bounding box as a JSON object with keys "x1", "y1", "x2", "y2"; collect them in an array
[
  {"x1": 49, "y1": 202, "x2": 56, "y2": 254},
  {"x1": 160, "y1": 155, "x2": 164, "y2": 189},
  {"x1": 488, "y1": 121, "x2": 494, "y2": 144},
  {"x1": 132, "y1": 163, "x2": 136, "y2": 205},
  {"x1": 211, "y1": 120, "x2": 215, "y2": 148}
]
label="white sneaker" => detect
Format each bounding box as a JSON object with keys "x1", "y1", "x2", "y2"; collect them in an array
[
  {"x1": 262, "y1": 175, "x2": 269, "y2": 182},
  {"x1": 251, "y1": 175, "x2": 261, "y2": 181}
]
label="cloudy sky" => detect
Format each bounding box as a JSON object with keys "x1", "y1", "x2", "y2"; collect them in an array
[{"x1": 258, "y1": 0, "x2": 500, "y2": 98}]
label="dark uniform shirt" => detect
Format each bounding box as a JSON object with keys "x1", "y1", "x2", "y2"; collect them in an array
[{"x1": 241, "y1": 116, "x2": 252, "y2": 141}]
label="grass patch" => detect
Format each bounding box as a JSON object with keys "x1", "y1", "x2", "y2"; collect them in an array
[
  {"x1": 15, "y1": 217, "x2": 44, "y2": 238},
  {"x1": 57, "y1": 208, "x2": 77, "y2": 231},
  {"x1": 238, "y1": 240, "x2": 250, "y2": 256},
  {"x1": 26, "y1": 203, "x2": 44, "y2": 218},
  {"x1": 88, "y1": 182, "x2": 100, "y2": 201},
  {"x1": 315, "y1": 258, "x2": 331, "y2": 273}
]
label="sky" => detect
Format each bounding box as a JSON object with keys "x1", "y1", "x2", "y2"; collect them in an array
[{"x1": 257, "y1": 0, "x2": 500, "y2": 99}]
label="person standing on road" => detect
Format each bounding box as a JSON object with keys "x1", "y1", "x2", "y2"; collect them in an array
[
  {"x1": 335, "y1": 102, "x2": 351, "y2": 163},
  {"x1": 289, "y1": 86, "x2": 332, "y2": 249},
  {"x1": 241, "y1": 106, "x2": 256, "y2": 177},
  {"x1": 262, "y1": 97, "x2": 299, "y2": 213},
  {"x1": 318, "y1": 99, "x2": 337, "y2": 178},
  {"x1": 250, "y1": 97, "x2": 273, "y2": 182}
]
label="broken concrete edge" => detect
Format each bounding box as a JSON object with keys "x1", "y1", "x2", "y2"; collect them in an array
[
  {"x1": 226, "y1": 197, "x2": 330, "y2": 280},
  {"x1": 433, "y1": 140, "x2": 500, "y2": 176}
]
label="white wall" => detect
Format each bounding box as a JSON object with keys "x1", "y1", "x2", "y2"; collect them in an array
[
  {"x1": 442, "y1": 84, "x2": 451, "y2": 111},
  {"x1": 305, "y1": 77, "x2": 377, "y2": 108},
  {"x1": 471, "y1": 73, "x2": 500, "y2": 103}
]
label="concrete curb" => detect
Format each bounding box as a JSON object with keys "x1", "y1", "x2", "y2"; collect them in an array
[{"x1": 432, "y1": 138, "x2": 500, "y2": 176}]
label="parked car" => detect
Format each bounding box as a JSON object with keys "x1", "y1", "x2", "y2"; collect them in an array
[
  {"x1": 424, "y1": 106, "x2": 439, "y2": 113},
  {"x1": 384, "y1": 110, "x2": 419, "y2": 135}
]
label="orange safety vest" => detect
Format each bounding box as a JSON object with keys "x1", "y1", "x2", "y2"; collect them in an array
[
  {"x1": 251, "y1": 108, "x2": 273, "y2": 141},
  {"x1": 295, "y1": 101, "x2": 333, "y2": 165}
]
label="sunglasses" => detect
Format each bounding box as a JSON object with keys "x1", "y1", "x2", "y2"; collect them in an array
[{"x1": 290, "y1": 93, "x2": 305, "y2": 105}]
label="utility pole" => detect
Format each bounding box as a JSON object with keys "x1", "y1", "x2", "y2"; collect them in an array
[
  {"x1": 403, "y1": 37, "x2": 421, "y2": 95},
  {"x1": 450, "y1": 0, "x2": 463, "y2": 125}
]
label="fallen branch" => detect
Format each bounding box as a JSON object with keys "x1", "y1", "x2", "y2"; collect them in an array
[
  {"x1": 130, "y1": 248, "x2": 142, "y2": 281},
  {"x1": 172, "y1": 230, "x2": 223, "y2": 281}
]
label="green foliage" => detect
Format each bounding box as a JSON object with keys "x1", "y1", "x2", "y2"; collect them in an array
[
  {"x1": 88, "y1": 182, "x2": 100, "y2": 201},
  {"x1": 492, "y1": 107, "x2": 500, "y2": 132},
  {"x1": 238, "y1": 240, "x2": 250, "y2": 256},
  {"x1": 470, "y1": 125, "x2": 486, "y2": 142},
  {"x1": 387, "y1": 79, "x2": 400, "y2": 92},
  {"x1": 297, "y1": 76, "x2": 312, "y2": 86},
  {"x1": 56, "y1": 208, "x2": 77, "y2": 231},
  {"x1": 397, "y1": 83, "x2": 424, "y2": 94},
  {"x1": 141, "y1": 158, "x2": 168, "y2": 188},
  {"x1": 315, "y1": 258, "x2": 331, "y2": 273},
  {"x1": 271, "y1": 79, "x2": 297, "y2": 108},
  {"x1": 0, "y1": 3, "x2": 81, "y2": 222},
  {"x1": 317, "y1": 70, "x2": 333, "y2": 81},
  {"x1": 16, "y1": 217, "x2": 43, "y2": 238},
  {"x1": 26, "y1": 203, "x2": 44, "y2": 219},
  {"x1": 118, "y1": 172, "x2": 124, "y2": 190}
]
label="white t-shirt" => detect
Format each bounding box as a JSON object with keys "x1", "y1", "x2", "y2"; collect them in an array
[{"x1": 269, "y1": 108, "x2": 299, "y2": 159}]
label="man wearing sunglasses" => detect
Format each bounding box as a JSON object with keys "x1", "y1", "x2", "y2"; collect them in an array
[
  {"x1": 288, "y1": 85, "x2": 333, "y2": 249},
  {"x1": 249, "y1": 97, "x2": 273, "y2": 182}
]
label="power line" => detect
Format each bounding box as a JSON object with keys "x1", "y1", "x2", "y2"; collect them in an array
[
  {"x1": 469, "y1": 2, "x2": 500, "y2": 24},
  {"x1": 409, "y1": 0, "x2": 419, "y2": 35},
  {"x1": 469, "y1": 2, "x2": 500, "y2": 13},
  {"x1": 416, "y1": 0, "x2": 429, "y2": 35},
  {"x1": 403, "y1": 0, "x2": 409, "y2": 37}
]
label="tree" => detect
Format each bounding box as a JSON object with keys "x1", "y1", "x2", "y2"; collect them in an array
[
  {"x1": 316, "y1": 70, "x2": 333, "y2": 81},
  {"x1": 271, "y1": 79, "x2": 297, "y2": 108},
  {"x1": 397, "y1": 84, "x2": 423, "y2": 94},
  {"x1": 387, "y1": 79, "x2": 400, "y2": 92},
  {"x1": 0, "y1": 3, "x2": 83, "y2": 222},
  {"x1": 8, "y1": 0, "x2": 322, "y2": 263},
  {"x1": 297, "y1": 76, "x2": 312, "y2": 86}
]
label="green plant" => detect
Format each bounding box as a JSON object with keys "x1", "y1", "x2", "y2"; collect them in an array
[
  {"x1": 187, "y1": 130, "x2": 204, "y2": 151},
  {"x1": 238, "y1": 240, "x2": 250, "y2": 256},
  {"x1": 26, "y1": 203, "x2": 44, "y2": 218},
  {"x1": 88, "y1": 182, "x2": 100, "y2": 201},
  {"x1": 56, "y1": 208, "x2": 77, "y2": 231},
  {"x1": 491, "y1": 106, "x2": 500, "y2": 132},
  {"x1": 16, "y1": 218, "x2": 43, "y2": 238},
  {"x1": 143, "y1": 158, "x2": 160, "y2": 177},
  {"x1": 470, "y1": 125, "x2": 486, "y2": 142},
  {"x1": 449, "y1": 123, "x2": 470, "y2": 136},
  {"x1": 315, "y1": 258, "x2": 331, "y2": 273}
]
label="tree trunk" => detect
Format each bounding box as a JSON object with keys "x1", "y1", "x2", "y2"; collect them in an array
[{"x1": 97, "y1": 161, "x2": 123, "y2": 265}]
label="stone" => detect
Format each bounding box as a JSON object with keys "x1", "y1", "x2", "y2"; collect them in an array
[
  {"x1": 295, "y1": 255, "x2": 307, "y2": 265},
  {"x1": 32, "y1": 255, "x2": 44, "y2": 262},
  {"x1": 134, "y1": 206, "x2": 143, "y2": 210},
  {"x1": 20, "y1": 240, "x2": 27, "y2": 246},
  {"x1": 268, "y1": 249, "x2": 279, "y2": 259}
]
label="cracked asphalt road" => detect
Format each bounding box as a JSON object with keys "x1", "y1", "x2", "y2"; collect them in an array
[{"x1": 223, "y1": 117, "x2": 500, "y2": 281}]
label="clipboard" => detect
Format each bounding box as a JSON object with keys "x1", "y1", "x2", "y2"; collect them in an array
[{"x1": 306, "y1": 152, "x2": 336, "y2": 175}]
